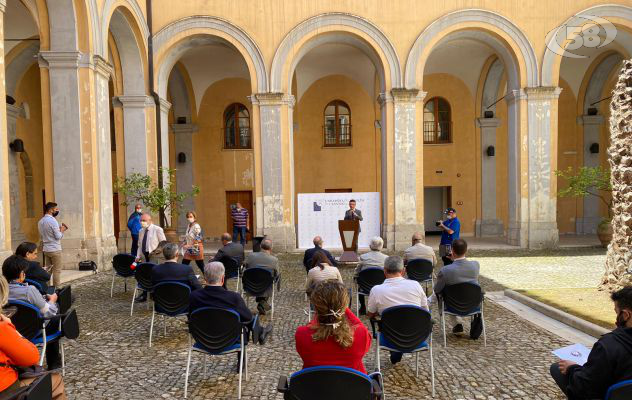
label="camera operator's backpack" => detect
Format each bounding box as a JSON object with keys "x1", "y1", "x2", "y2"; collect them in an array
[{"x1": 78, "y1": 260, "x2": 97, "y2": 273}]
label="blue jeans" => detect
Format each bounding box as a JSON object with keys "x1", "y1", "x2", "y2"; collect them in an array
[{"x1": 233, "y1": 226, "x2": 247, "y2": 245}]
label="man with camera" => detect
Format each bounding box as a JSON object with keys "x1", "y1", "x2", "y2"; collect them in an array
[{"x1": 437, "y1": 208, "x2": 460, "y2": 265}]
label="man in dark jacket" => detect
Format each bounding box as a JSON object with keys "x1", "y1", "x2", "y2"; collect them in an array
[
  {"x1": 151, "y1": 242, "x2": 202, "y2": 292},
  {"x1": 550, "y1": 286, "x2": 632, "y2": 399},
  {"x1": 212, "y1": 233, "x2": 245, "y2": 265},
  {"x1": 303, "y1": 236, "x2": 337, "y2": 272},
  {"x1": 15, "y1": 241, "x2": 53, "y2": 294}
]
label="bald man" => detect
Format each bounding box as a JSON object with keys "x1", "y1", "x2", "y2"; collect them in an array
[
  {"x1": 302, "y1": 236, "x2": 338, "y2": 272},
  {"x1": 212, "y1": 232, "x2": 245, "y2": 265},
  {"x1": 403, "y1": 232, "x2": 437, "y2": 266}
]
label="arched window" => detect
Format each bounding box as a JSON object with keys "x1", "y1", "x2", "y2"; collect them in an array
[
  {"x1": 423, "y1": 97, "x2": 452, "y2": 144},
  {"x1": 323, "y1": 100, "x2": 351, "y2": 147},
  {"x1": 224, "y1": 103, "x2": 251, "y2": 149}
]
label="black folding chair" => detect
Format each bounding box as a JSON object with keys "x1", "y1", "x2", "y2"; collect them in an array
[
  {"x1": 56, "y1": 286, "x2": 72, "y2": 315},
  {"x1": 184, "y1": 307, "x2": 250, "y2": 398},
  {"x1": 241, "y1": 267, "x2": 277, "y2": 320},
  {"x1": 277, "y1": 366, "x2": 383, "y2": 400},
  {"x1": 149, "y1": 281, "x2": 191, "y2": 347},
  {"x1": 439, "y1": 282, "x2": 486, "y2": 347},
  {"x1": 131, "y1": 262, "x2": 155, "y2": 316},
  {"x1": 606, "y1": 379, "x2": 632, "y2": 400},
  {"x1": 110, "y1": 253, "x2": 136, "y2": 297},
  {"x1": 370, "y1": 305, "x2": 435, "y2": 397},
  {"x1": 219, "y1": 256, "x2": 241, "y2": 292},
  {"x1": 0, "y1": 372, "x2": 53, "y2": 400},
  {"x1": 354, "y1": 267, "x2": 385, "y2": 316},
  {"x1": 405, "y1": 259, "x2": 434, "y2": 294}
]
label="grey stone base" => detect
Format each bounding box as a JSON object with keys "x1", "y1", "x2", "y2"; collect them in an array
[
  {"x1": 10, "y1": 232, "x2": 27, "y2": 253},
  {"x1": 507, "y1": 221, "x2": 525, "y2": 247},
  {"x1": 0, "y1": 249, "x2": 12, "y2": 266},
  {"x1": 60, "y1": 236, "x2": 118, "y2": 271},
  {"x1": 263, "y1": 225, "x2": 297, "y2": 252},
  {"x1": 381, "y1": 224, "x2": 395, "y2": 251},
  {"x1": 117, "y1": 230, "x2": 132, "y2": 254},
  {"x1": 527, "y1": 222, "x2": 559, "y2": 249},
  {"x1": 475, "y1": 219, "x2": 505, "y2": 237},
  {"x1": 393, "y1": 223, "x2": 424, "y2": 251},
  {"x1": 576, "y1": 217, "x2": 601, "y2": 234}
]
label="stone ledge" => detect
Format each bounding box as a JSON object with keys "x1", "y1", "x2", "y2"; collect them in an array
[{"x1": 504, "y1": 289, "x2": 609, "y2": 338}]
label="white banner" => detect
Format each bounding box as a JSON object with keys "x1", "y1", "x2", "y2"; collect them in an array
[{"x1": 297, "y1": 192, "x2": 381, "y2": 249}]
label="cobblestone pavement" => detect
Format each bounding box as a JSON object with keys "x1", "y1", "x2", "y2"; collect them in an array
[{"x1": 60, "y1": 252, "x2": 578, "y2": 399}]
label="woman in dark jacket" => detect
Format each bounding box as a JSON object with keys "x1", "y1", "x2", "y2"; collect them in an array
[{"x1": 15, "y1": 242, "x2": 53, "y2": 295}]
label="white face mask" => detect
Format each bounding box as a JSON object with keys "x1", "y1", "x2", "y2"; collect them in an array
[
  {"x1": 140, "y1": 221, "x2": 149, "y2": 228},
  {"x1": 187, "y1": 217, "x2": 195, "y2": 223}
]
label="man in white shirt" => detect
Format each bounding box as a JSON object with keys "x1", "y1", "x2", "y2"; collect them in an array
[
  {"x1": 403, "y1": 231, "x2": 437, "y2": 266},
  {"x1": 367, "y1": 255, "x2": 428, "y2": 365},
  {"x1": 136, "y1": 213, "x2": 166, "y2": 262}
]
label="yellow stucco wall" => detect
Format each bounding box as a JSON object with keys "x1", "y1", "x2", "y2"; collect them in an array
[
  {"x1": 15, "y1": 64, "x2": 45, "y2": 242},
  {"x1": 557, "y1": 78, "x2": 580, "y2": 234},
  {"x1": 192, "y1": 78, "x2": 255, "y2": 238},
  {"x1": 293, "y1": 74, "x2": 381, "y2": 208}
]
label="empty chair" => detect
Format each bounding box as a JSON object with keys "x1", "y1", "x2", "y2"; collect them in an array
[
  {"x1": 277, "y1": 366, "x2": 383, "y2": 400},
  {"x1": 149, "y1": 281, "x2": 190, "y2": 347},
  {"x1": 241, "y1": 267, "x2": 277, "y2": 320},
  {"x1": 405, "y1": 259, "x2": 434, "y2": 294},
  {"x1": 110, "y1": 254, "x2": 136, "y2": 298},
  {"x1": 131, "y1": 262, "x2": 155, "y2": 316},
  {"x1": 219, "y1": 256, "x2": 241, "y2": 291},
  {"x1": 606, "y1": 380, "x2": 632, "y2": 400},
  {"x1": 184, "y1": 307, "x2": 249, "y2": 399},
  {"x1": 370, "y1": 305, "x2": 435, "y2": 397},
  {"x1": 438, "y1": 282, "x2": 486, "y2": 347},
  {"x1": 354, "y1": 268, "x2": 385, "y2": 316}
]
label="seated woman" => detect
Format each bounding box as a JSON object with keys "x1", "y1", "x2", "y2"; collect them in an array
[
  {"x1": 15, "y1": 242, "x2": 53, "y2": 295},
  {"x1": 0, "y1": 276, "x2": 67, "y2": 399},
  {"x1": 295, "y1": 280, "x2": 371, "y2": 374},
  {"x1": 305, "y1": 251, "x2": 343, "y2": 294},
  {"x1": 2, "y1": 255, "x2": 61, "y2": 370}
]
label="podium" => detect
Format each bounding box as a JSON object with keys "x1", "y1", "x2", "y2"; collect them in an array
[{"x1": 338, "y1": 219, "x2": 359, "y2": 262}]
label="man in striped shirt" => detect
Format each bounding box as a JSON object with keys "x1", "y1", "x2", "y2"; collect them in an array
[{"x1": 231, "y1": 203, "x2": 249, "y2": 245}]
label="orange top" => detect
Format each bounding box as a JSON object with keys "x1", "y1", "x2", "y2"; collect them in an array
[{"x1": 0, "y1": 319, "x2": 40, "y2": 391}]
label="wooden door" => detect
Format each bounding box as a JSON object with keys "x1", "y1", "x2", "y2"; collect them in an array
[
  {"x1": 113, "y1": 193, "x2": 120, "y2": 244},
  {"x1": 226, "y1": 191, "x2": 253, "y2": 240}
]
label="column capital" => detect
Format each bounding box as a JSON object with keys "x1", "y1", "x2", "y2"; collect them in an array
[
  {"x1": 6, "y1": 104, "x2": 24, "y2": 121},
  {"x1": 93, "y1": 55, "x2": 113, "y2": 79},
  {"x1": 250, "y1": 93, "x2": 295, "y2": 108},
  {"x1": 577, "y1": 114, "x2": 605, "y2": 126},
  {"x1": 158, "y1": 97, "x2": 171, "y2": 113},
  {"x1": 377, "y1": 92, "x2": 392, "y2": 106},
  {"x1": 476, "y1": 117, "x2": 501, "y2": 128},
  {"x1": 38, "y1": 51, "x2": 82, "y2": 69},
  {"x1": 0, "y1": 0, "x2": 6, "y2": 13},
  {"x1": 112, "y1": 95, "x2": 155, "y2": 109},
  {"x1": 170, "y1": 123, "x2": 199, "y2": 135},
  {"x1": 524, "y1": 86, "x2": 563, "y2": 101},
  {"x1": 391, "y1": 88, "x2": 427, "y2": 103},
  {"x1": 504, "y1": 88, "x2": 527, "y2": 105}
]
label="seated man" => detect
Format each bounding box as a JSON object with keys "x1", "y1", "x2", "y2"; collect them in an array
[
  {"x1": 212, "y1": 232, "x2": 245, "y2": 266},
  {"x1": 403, "y1": 232, "x2": 437, "y2": 267},
  {"x1": 355, "y1": 236, "x2": 387, "y2": 315},
  {"x1": 243, "y1": 239, "x2": 279, "y2": 315},
  {"x1": 2, "y1": 255, "x2": 61, "y2": 370},
  {"x1": 432, "y1": 238, "x2": 480, "y2": 334},
  {"x1": 150, "y1": 243, "x2": 202, "y2": 296},
  {"x1": 367, "y1": 255, "x2": 428, "y2": 365},
  {"x1": 550, "y1": 286, "x2": 632, "y2": 399},
  {"x1": 303, "y1": 236, "x2": 337, "y2": 272},
  {"x1": 189, "y1": 262, "x2": 271, "y2": 367},
  {"x1": 15, "y1": 241, "x2": 54, "y2": 295}
]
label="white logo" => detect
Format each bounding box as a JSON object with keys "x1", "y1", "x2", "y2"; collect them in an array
[{"x1": 545, "y1": 15, "x2": 617, "y2": 59}]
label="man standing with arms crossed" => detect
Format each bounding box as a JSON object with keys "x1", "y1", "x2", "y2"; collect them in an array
[{"x1": 38, "y1": 202, "x2": 67, "y2": 287}]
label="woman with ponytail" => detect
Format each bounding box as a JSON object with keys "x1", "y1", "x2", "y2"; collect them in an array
[{"x1": 295, "y1": 280, "x2": 371, "y2": 373}]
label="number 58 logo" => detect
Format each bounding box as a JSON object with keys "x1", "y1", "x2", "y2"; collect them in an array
[{"x1": 546, "y1": 15, "x2": 617, "y2": 58}]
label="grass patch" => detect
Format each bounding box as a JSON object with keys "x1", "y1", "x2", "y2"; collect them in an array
[{"x1": 517, "y1": 287, "x2": 616, "y2": 330}]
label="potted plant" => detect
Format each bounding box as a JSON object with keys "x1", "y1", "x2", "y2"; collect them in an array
[
  {"x1": 556, "y1": 166, "x2": 612, "y2": 247},
  {"x1": 115, "y1": 167, "x2": 200, "y2": 242}
]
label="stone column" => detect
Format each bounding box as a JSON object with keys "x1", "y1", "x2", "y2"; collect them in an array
[
  {"x1": 0, "y1": 0, "x2": 13, "y2": 262},
  {"x1": 524, "y1": 87, "x2": 562, "y2": 248},
  {"x1": 93, "y1": 56, "x2": 117, "y2": 263},
  {"x1": 377, "y1": 93, "x2": 394, "y2": 248},
  {"x1": 6, "y1": 104, "x2": 26, "y2": 248},
  {"x1": 391, "y1": 89, "x2": 425, "y2": 250},
  {"x1": 112, "y1": 95, "x2": 155, "y2": 177},
  {"x1": 475, "y1": 117, "x2": 504, "y2": 236},
  {"x1": 252, "y1": 93, "x2": 296, "y2": 250},
  {"x1": 576, "y1": 114, "x2": 605, "y2": 234},
  {"x1": 172, "y1": 123, "x2": 198, "y2": 234}
]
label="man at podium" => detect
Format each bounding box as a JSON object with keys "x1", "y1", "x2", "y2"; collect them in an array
[{"x1": 344, "y1": 199, "x2": 363, "y2": 230}]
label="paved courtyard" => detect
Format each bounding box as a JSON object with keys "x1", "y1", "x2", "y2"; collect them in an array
[{"x1": 57, "y1": 251, "x2": 593, "y2": 399}]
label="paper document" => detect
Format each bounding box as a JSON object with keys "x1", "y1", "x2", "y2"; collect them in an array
[{"x1": 552, "y1": 343, "x2": 591, "y2": 366}]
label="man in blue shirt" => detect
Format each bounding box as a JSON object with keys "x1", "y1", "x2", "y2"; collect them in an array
[
  {"x1": 127, "y1": 204, "x2": 143, "y2": 256},
  {"x1": 438, "y1": 208, "x2": 460, "y2": 265}
]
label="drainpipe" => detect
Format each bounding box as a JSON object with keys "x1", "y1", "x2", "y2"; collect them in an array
[{"x1": 146, "y1": 0, "x2": 165, "y2": 227}]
